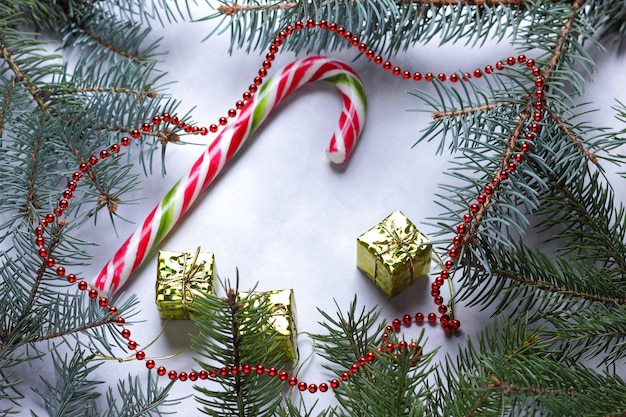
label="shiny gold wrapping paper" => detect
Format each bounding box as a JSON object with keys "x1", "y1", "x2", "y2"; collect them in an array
[
  {"x1": 356, "y1": 210, "x2": 432, "y2": 297},
  {"x1": 240, "y1": 289, "x2": 298, "y2": 363},
  {"x1": 155, "y1": 249, "x2": 217, "y2": 320}
]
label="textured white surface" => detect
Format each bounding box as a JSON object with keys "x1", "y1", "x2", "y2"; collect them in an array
[{"x1": 19, "y1": 4, "x2": 626, "y2": 415}]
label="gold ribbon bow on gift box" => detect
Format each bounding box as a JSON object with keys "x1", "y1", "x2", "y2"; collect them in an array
[{"x1": 156, "y1": 248, "x2": 217, "y2": 320}]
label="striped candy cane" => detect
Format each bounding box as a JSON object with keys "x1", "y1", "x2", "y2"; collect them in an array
[{"x1": 93, "y1": 56, "x2": 367, "y2": 294}]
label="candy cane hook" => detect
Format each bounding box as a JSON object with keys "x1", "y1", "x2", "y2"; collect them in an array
[{"x1": 93, "y1": 57, "x2": 367, "y2": 294}]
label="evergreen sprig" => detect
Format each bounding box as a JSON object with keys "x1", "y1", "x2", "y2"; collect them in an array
[
  {"x1": 2, "y1": 0, "x2": 626, "y2": 415},
  {"x1": 190, "y1": 278, "x2": 287, "y2": 417}
]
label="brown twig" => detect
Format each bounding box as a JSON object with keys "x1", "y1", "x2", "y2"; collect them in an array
[
  {"x1": 491, "y1": 268, "x2": 626, "y2": 305},
  {"x1": 43, "y1": 86, "x2": 158, "y2": 100},
  {"x1": 81, "y1": 26, "x2": 149, "y2": 66},
  {"x1": 487, "y1": 375, "x2": 574, "y2": 397},
  {"x1": 0, "y1": 37, "x2": 50, "y2": 114},
  {"x1": 546, "y1": 106, "x2": 598, "y2": 164},
  {"x1": 432, "y1": 101, "x2": 515, "y2": 119}
]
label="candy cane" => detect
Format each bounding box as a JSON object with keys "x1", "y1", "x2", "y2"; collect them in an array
[{"x1": 93, "y1": 56, "x2": 367, "y2": 294}]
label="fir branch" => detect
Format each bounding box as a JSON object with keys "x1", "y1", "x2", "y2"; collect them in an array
[
  {"x1": 79, "y1": 25, "x2": 151, "y2": 66},
  {"x1": 0, "y1": 35, "x2": 51, "y2": 114}
]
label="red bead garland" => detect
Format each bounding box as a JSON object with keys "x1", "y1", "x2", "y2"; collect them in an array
[{"x1": 31, "y1": 18, "x2": 544, "y2": 391}]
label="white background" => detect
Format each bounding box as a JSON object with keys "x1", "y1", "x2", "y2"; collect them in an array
[{"x1": 18, "y1": 3, "x2": 626, "y2": 415}]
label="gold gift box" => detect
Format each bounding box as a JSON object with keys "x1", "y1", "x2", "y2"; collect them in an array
[
  {"x1": 357, "y1": 210, "x2": 432, "y2": 297},
  {"x1": 155, "y1": 249, "x2": 217, "y2": 320},
  {"x1": 240, "y1": 289, "x2": 298, "y2": 363}
]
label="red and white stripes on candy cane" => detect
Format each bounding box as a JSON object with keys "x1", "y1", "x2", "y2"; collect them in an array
[{"x1": 93, "y1": 57, "x2": 367, "y2": 294}]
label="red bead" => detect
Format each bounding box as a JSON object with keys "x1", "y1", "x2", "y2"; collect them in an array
[
  {"x1": 56, "y1": 266, "x2": 65, "y2": 276},
  {"x1": 438, "y1": 305, "x2": 448, "y2": 314},
  {"x1": 219, "y1": 117, "x2": 228, "y2": 126},
  {"x1": 219, "y1": 368, "x2": 228, "y2": 377},
  {"x1": 136, "y1": 351, "x2": 145, "y2": 360},
  {"x1": 533, "y1": 111, "x2": 542, "y2": 122},
  {"x1": 268, "y1": 367, "x2": 277, "y2": 377},
  {"x1": 157, "y1": 366, "x2": 166, "y2": 376},
  {"x1": 470, "y1": 203, "x2": 480, "y2": 213},
  {"x1": 392, "y1": 66, "x2": 401, "y2": 76},
  {"x1": 506, "y1": 56, "x2": 516, "y2": 65},
  {"x1": 500, "y1": 171, "x2": 509, "y2": 180},
  {"x1": 209, "y1": 124, "x2": 218, "y2": 133},
  {"x1": 79, "y1": 163, "x2": 88, "y2": 172},
  {"x1": 278, "y1": 370, "x2": 288, "y2": 380},
  {"x1": 255, "y1": 364, "x2": 264, "y2": 375},
  {"x1": 526, "y1": 59, "x2": 535, "y2": 67},
  {"x1": 152, "y1": 115, "x2": 162, "y2": 125},
  {"x1": 162, "y1": 113, "x2": 171, "y2": 122},
  {"x1": 449, "y1": 73, "x2": 459, "y2": 82},
  {"x1": 530, "y1": 122, "x2": 541, "y2": 133},
  {"x1": 178, "y1": 372, "x2": 188, "y2": 381},
  {"x1": 63, "y1": 189, "x2": 73, "y2": 199},
  {"x1": 98, "y1": 297, "x2": 108, "y2": 307},
  {"x1": 77, "y1": 280, "x2": 88, "y2": 290},
  {"x1": 189, "y1": 372, "x2": 198, "y2": 381},
  {"x1": 402, "y1": 70, "x2": 411, "y2": 80},
  {"x1": 484, "y1": 184, "x2": 494, "y2": 195},
  {"x1": 535, "y1": 89, "x2": 544, "y2": 99},
  {"x1": 341, "y1": 372, "x2": 350, "y2": 381},
  {"x1": 146, "y1": 359, "x2": 155, "y2": 369},
  {"x1": 434, "y1": 296, "x2": 444, "y2": 305},
  {"x1": 108, "y1": 308, "x2": 117, "y2": 316},
  {"x1": 242, "y1": 364, "x2": 252, "y2": 374},
  {"x1": 435, "y1": 276, "x2": 444, "y2": 286},
  {"x1": 298, "y1": 382, "x2": 307, "y2": 391},
  {"x1": 258, "y1": 68, "x2": 268, "y2": 78},
  {"x1": 67, "y1": 273, "x2": 77, "y2": 283},
  {"x1": 495, "y1": 61, "x2": 504, "y2": 70},
  {"x1": 456, "y1": 223, "x2": 467, "y2": 234},
  {"x1": 451, "y1": 319, "x2": 461, "y2": 329},
  {"x1": 319, "y1": 383, "x2": 328, "y2": 392},
  {"x1": 306, "y1": 18, "x2": 316, "y2": 28},
  {"x1": 508, "y1": 162, "x2": 517, "y2": 172},
  {"x1": 386, "y1": 342, "x2": 395, "y2": 353},
  {"x1": 168, "y1": 370, "x2": 177, "y2": 380},
  {"x1": 350, "y1": 363, "x2": 359, "y2": 373},
  {"x1": 431, "y1": 289, "x2": 440, "y2": 297},
  {"x1": 88, "y1": 289, "x2": 98, "y2": 299},
  {"x1": 392, "y1": 319, "x2": 401, "y2": 330},
  {"x1": 473, "y1": 69, "x2": 482, "y2": 78},
  {"x1": 463, "y1": 213, "x2": 471, "y2": 223},
  {"x1": 366, "y1": 351, "x2": 376, "y2": 362},
  {"x1": 520, "y1": 142, "x2": 531, "y2": 153},
  {"x1": 427, "y1": 313, "x2": 437, "y2": 323},
  {"x1": 116, "y1": 316, "x2": 125, "y2": 325},
  {"x1": 373, "y1": 56, "x2": 383, "y2": 65},
  {"x1": 199, "y1": 370, "x2": 208, "y2": 379},
  {"x1": 402, "y1": 314, "x2": 412, "y2": 325},
  {"x1": 484, "y1": 65, "x2": 493, "y2": 74},
  {"x1": 437, "y1": 73, "x2": 446, "y2": 81},
  {"x1": 517, "y1": 54, "x2": 526, "y2": 63},
  {"x1": 413, "y1": 72, "x2": 422, "y2": 81},
  {"x1": 128, "y1": 340, "x2": 137, "y2": 350},
  {"x1": 200, "y1": 127, "x2": 208, "y2": 135},
  {"x1": 88, "y1": 156, "x2": 98, "y2": 165},
  {"x1": 120, "y1": 137, "x2": 131, "y2": 146},
  {"x1": 425, "y1": 72, "x2": 433, "y2": 81},
  {"x1": 121, "y1": 329, "x2": 131, "y2": 339},
  {"x1": 141, "y1": 122, "x2": 151, "y2": 132},
  {"x1": 445, "y1": 260, "x2": 454, "y2": 270},
  {"x1": 38, "y1": 247, "x2": 48, "y2": 258},
  {"x1": 532, "y1": 67, "x2": 541, "y2": 76},
  {"x1": 330, "y1": 379, "x2": 340, "y2": 389},
  {"x1": 130, "y1": 129, "x2": 141, "y2": 139},
  {"x1": 288, "y1": 376, "x2": 298, "y2": 386}
]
